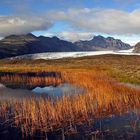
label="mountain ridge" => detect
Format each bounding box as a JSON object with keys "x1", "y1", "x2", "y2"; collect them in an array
[
  {"x1": 134, "y1": 42, "x2": 140, "y2": 53},
  {"x1": 74, "y1": 35, "x2": 132, "y2": 51},
  {"x1": 0, "y1": 33, "x2": 133, "y2": 59}
]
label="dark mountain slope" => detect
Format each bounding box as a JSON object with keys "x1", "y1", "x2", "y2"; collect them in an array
[
  {"x1": 0, "y1": 33, "x2": 37, "y2": 58},
  {"x1": 134, "y1": 42, "x2": 140, "y2": 53},
  {"x1": 0, "y1": 34, "x2": 132, "y2": 59},
  {"x1": 0, "y1": 33, "x2": 78, "y2": 59},
  {"x1": 75, "y1": 35, "x2": 132, "y2": 51}
]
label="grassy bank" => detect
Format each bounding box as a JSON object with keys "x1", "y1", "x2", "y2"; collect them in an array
[
  {"x1": 0, "y1": 54, "x2": 140, "y2": 85},
  {"x1": 0, "y1": 54, "x2": 140, "y2": 139}
]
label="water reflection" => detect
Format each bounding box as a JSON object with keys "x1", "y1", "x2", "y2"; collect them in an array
[
  {"x1": 0, "y1": 83, "x2": 85, "y2": 99},
  {"x1": 0, "y1": 83, "x2": 35, "y2": 99},
  {"x1": 0, "y1": 72, "x2": 86, "y2": 99},
  {"x1": 46, "y1": 111, "x2": 140, "y2": 140},
  {"x1": 32, "y1": 83, "x2": 85, "y2": 98},
  {"x1": 92, "y1": 112, "x2": 140, "y2": 139},
  {"x1": 0, "y1": 72, "x2": 63, "y2": 89},
  {"x1": 1, "y1": 72, "x2": 140, "y2": 140}
]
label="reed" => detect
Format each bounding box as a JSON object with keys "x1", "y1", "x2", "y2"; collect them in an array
[
  {"x1": 0, "y1": 74, "x2": 63, "y2": 88},
  {"x1": 0, "y1": 70, "x2": 140, "y2": 138}
]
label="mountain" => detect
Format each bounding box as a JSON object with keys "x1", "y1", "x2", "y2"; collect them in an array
[
  {"x1": 0, "y1": 33, "x2": 37, "y2": 58},
  {"x1": 0, "y1": 34, "x2": 132, "y2": 59},
  {"x1": 75, "y1": 35, "x2": 132, "y2": 51},
  {"x1": 0, "y1": 33, "x2": 78, "y2": 59},
  {"x1": 35, "y1": 36, "x2": 78, "y2": 52},
  {"x1": 134, "y1": 42, "x2": 140, "y2": 53}
]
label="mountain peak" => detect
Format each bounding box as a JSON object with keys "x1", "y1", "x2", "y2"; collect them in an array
[
  {"x1": 5, "y1": 34, "x2": 19, "y2": 39},
  {"x1": 4, "y1": 33, "x2": 37, "y2": 40},
  {"x1": 106, "y1": 37, "x2": 115, "y2": 40},
  {"x1": 134, "y1": 42, "x2": 140, "y2": 53},
  {"x1": 51, "y1": 36, "x2": 60, "y2": 40},
  {"x1": 75, "y1": 35, "x2": 132, "y2": 51},
  {"x1": 93, "y1": 35, "x2": 105, "y2": 40},
  {"x1": 0, "y1": 34, "x2": 133, "y2": 59},
  {"x1": 26, "y1": 33, "x2": 37, "y2": 38}
]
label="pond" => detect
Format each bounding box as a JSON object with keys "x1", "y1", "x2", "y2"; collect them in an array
[
  {"x1": 0, "y1": 72, "x2": 140, "y2": 140},
  {"x1": 0, "y1": 72, "x2": 62, "y2": 89},
  {"x1": 0, "y1": 83, "x2": 85, "y2": 99},
  {"x1": 46, "y1": 111, "x2": 140, "y2": 140},
  {"x1": 0, "y1": 72, "x2": 85, "y2": 99}
]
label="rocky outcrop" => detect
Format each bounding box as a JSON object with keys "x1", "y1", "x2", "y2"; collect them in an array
[
  {"x1": 75, "y1": 35, "x2": 132, "y2": 51},
  {"x1": 134, "y1": 42, "x2": 140, "y2": 53}
]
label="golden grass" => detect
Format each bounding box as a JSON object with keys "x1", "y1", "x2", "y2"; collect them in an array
[
  {"x1": 0, "y1": 74, "x2": 63, "y2": 88},
  {"x1": 0, "y1": 55, "x2": 140, "y2": 138},
  {"x1": 0, "y1": 54, "x2": 140, "y2": 84},
  {"x1": 0, "y1": 70, "x2": 140, "y2": 138}
]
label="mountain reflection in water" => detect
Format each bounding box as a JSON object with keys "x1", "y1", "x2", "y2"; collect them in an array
[
  {"x1": 32, "y1": 83, "x2": 85, "y2": 98},
  {"x1": 0, "y1": 83, "x2": 85, "y2": 99}
]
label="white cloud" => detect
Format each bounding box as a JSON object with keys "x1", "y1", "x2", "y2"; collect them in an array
[
  {"x1": 1, "y1": 7, "x2": 140, "y2": 38},
  {"x1": 47, "y1": 8, "x2": 140, "y2": 35},
  {"x1": 44, "y1": 32, "x2": 93, "y2": 42},
  {"x1": 0, "y1": 16, "x2": 52, "y2": 37},
  {"x1": 43, "y1": 32, "x2": 140, "y2": 45},
  {"x1": 113, "y1": 35, "x2": 140, "y2": 46},
  {"x1": 58, "y1": 32, "x2": 93, "y2": 42}
]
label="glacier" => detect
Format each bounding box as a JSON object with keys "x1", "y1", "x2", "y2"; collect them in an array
[{"x1": 10, "y1": 48, "x2": 140, "y2": 60}]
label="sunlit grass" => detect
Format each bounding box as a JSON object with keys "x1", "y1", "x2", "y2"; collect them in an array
[
  {"x1": 0, "y1": 55, "x2": 140, "y2": 138},
  {"x1": 0, "y1": 70, "x2": 140, "y2": 138},
  {"x1": 0, "y1": 54, "x2": 140, "y2": 84}
]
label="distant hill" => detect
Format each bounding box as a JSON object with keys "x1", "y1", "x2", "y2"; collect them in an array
[
  {"x1": 134, "y1": 42, "x2": 140, "y2": 53},
  {"x1": 74, "y1": 35, "x2": 132, "y2": 51},
  {"x1": 0, "y1": 33, "x2": 78, "y2": 59},
  {"x1": 0, "y1": 33, "x2": 132, "y2": 59}
]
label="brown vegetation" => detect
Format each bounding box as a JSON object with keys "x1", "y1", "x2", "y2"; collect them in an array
[{"x1": 0, "y1": 70, "x2": 140, "y2": 138}]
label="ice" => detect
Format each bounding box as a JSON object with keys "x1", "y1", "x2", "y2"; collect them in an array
[{"x1": 10, "y1": 48, "x2": 140, "y2": 60}]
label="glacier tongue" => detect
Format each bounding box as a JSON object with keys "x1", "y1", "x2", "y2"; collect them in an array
[{"x1": 10, "y1": 48, "x2": 140, "y2": 60}]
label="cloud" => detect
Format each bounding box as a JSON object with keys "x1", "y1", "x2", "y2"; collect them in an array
[
  {"x1": 1, "y1": 5, "x2": 140, "y2": 37},
  {"x1": 0, "y1": 16, "x2": 52, "y2": 36},
  {"x1": 44, "y1": 32, "x2": 93, "y2": 42},
  {"x1": 47, "y1": 8, "x2": 140, "y2": 35},
  {"x1": 58, "y1": 32, "x2": 93, "y2": 42}
]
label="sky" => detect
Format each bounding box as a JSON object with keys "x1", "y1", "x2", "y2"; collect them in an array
[{"x1": 0, "y1": 0, "x2": 140, "y2": 45}]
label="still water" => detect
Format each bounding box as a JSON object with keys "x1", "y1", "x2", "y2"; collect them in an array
[
  {"x1": 0, "y1": 83, "x2": 84, "y2": 99},
  {"x1": 0, "y1": 72, "x2": 140, "y2": 140},
  {"x1": 0, "y1": 72, "x2": 85, "y2": 99}
]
